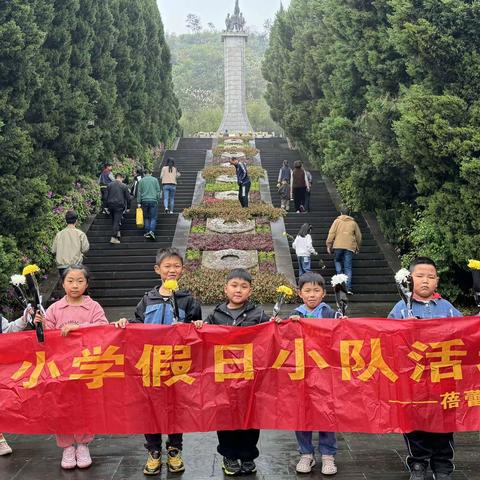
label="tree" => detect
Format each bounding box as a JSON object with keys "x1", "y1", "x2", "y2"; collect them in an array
[{"x1": 186, "y1": 13, "x2": 201, "y2": 34}]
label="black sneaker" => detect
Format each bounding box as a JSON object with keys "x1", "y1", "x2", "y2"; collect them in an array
[
  {"x1": 409, "y1": 463, "x2": 426, "y2": 480},
  {"x1": 241, "y1": 460, "x2": 257, "y2": 474},
  {"x1": 222, "y1": 457, "x2": 242, "y2": 476},
  {"x1": 148, "y1": 231, "x2": 156, "y2": 240},
  {"x1": 433, "y1": 474, "x2": 453, "y2": 480}
]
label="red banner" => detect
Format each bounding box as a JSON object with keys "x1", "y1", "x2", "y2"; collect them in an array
[{"x1": 1, "y1": 317, "x2": 480, "y2": 435}]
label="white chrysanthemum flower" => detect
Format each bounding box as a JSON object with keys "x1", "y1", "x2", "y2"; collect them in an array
[
  {"x1": 395, "y1": 268, "x2": 411, "y2": 284},
  {"x1": 331, "y1": 274, "x2": 349, "y2": 287},
  {"x1": 10, "y1": 274, "x2": 26, "y2": 286}
]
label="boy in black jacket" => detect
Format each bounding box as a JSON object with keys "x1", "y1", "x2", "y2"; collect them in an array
[
  {"x1": 115, "y1": 247, "x2": 201, "y2": 476},
  {"x1": 194, "y1": 268, "x2": 269, "y2": 476}
]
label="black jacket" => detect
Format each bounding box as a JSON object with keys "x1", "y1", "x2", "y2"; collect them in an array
[
  {"x1": 205, "y1": 301, "x2": 269, "y2": 327},
  {"x1": 132, "y1": 286, "x2": 202, "y2": 325},
  {"x1": 106, "y1": 181, "x2": 131, "y2": 209}
]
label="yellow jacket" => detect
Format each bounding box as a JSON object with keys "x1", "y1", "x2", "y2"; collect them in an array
[{"x1": 326, "y1": 215, "x2": 362, "y2": 253}]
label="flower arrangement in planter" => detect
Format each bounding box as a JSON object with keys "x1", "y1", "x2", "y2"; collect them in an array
[
  {"x1": 202, "y1": 165, "x2": 265, "y2": 182},
  {"x1": 188, "y1": 233, "x2": 274, "y2": 251},
  {"x1": 183, "y1": 201, "x2": 285, "y2": 222},
  {"x1": 213, "y1": 145, "x2": 259, "y2": 159}
]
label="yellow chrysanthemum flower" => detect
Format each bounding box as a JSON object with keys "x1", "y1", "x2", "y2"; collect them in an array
[
  {"x1": 468, "y1": 259, "x2": 480, "y2": 270},
  {"x1": 277, "y1": 285, "x2": 294, "y2": 297},
  {"x1": 163, "y1": 279, "x2": 179, "y2": 291},
  {"x1": 22, "y1": 264, "x2": 40, "y2": 276}
]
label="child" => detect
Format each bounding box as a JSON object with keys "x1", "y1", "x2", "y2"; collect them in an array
[
  {"x1": 277, "y1": 178, "x2": 290, "y2": 211},
  {"x1": 194, "y1": 268, "x2": 269, "y2": 476},
  {"x1": 388, "y1": 257, "x2": 462, "y2": 480},
  {"x1": 0, "y1": 307, "x2": 33, "y2": 455},
  {"x1": 292, "y1": 223, "x2": 318, "y2": 277},
  {"x1": 36, "y1": 265, "x2": 108, "y2": 470},
  {"x1": 114, "y1": 247, "x2": 202, "y2": 476},
  {"x1": 284, "y1": 272, "x2": 338, "y2": 475}
]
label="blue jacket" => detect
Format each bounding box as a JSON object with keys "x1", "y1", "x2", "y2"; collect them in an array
[
  {"x1": 132, "y1": 286, "x2": 202, "y2": 325},
  {"x1": 388, "y1": 298, "x2": 462, "y2": 319},
  {"x1": 235, "y1": 162, "x2": 250, "y2": 186},
  {"x1": 289, "y1": 302, "x2": 336, "y2": 319}
]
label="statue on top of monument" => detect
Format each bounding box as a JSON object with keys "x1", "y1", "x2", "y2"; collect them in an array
[{"x1": 225, "y1": 0, "x2": 246, "y2": 32}]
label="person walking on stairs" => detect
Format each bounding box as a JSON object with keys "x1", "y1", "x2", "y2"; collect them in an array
[
  {"x1": 137, "y1": 170, "x2": 161, "y2": 240},
  {"x1": 326, "y1": 207, "x2": 362, "y2": 294},
  {"x1": 293, "y1": 223, "x2": 318, "y2": 277},
  {"x1": 106, "y1": 173, "x2": 131, "y2": 244},
  {"x1": 160, "y1": 158, "x2": 180, "y2": 214},
  {"x1": 230, "y1": 156, "x2": 251, "y2": 208},
  {"x1": 277, "y1": 159, "x2": 292, "y2": 186},
  {"x1": 290, "y1": 161, "x2": 310, "y2": 213},
  {"x1": 98, "y1": 163, "x2": 114, "y2": 214},
  {"x1": 52, "y1": 210, "x2": 89, "y2": 277}
]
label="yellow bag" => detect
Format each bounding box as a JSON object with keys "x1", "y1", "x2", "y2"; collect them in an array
[{"x1": 136, "y1": 207, "x2": 144, "y2": 228}]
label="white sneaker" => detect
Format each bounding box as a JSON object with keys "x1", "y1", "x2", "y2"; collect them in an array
[
  {"x1": 0, "y1": 438, "x2": 12, "y2": 455},
  {"x1": 76, "y1": 444, "x2": 92, "y2": 469},
  {"x1": 61, "y1": 446, "x2": 76, "y2": 469},
  {"x1": 296, "y1": 453, "x2": 316, "y2": 473},
  {"x1": 321, "y1": 455, "x2": 337, "y2": 475},
  {"x1": 110, "y1": 237, "x2": 120, "y2": 244}
]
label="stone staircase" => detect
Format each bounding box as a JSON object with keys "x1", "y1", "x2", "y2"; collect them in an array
[
  {"x1": 256, "y1": 138, "x2": 398, "y2": 315},
  {"x1": 84, "y1": 138, "x2": 211, "y2": 307}
]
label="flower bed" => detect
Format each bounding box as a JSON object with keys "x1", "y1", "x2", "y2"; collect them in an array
[
  {"x1": 203, "y1": 191, "x2": 262, "y2": 204},
  {"x1": 213, "y1": 145, "x2": 259, "y2": 158},
  {"x1": 204, "y1": 181, "x2": 260, "y2": 193},
  {"x1": 187, "y1": 233, "x2": 274, "y2": 251},
  {"x1": 211, "y1": 157, "x2": 256, "y2": 166},
  {"x1": 183, "y1": 201, "x2": 285, "y2": 222},
  {"x1": 180, "y1": 268, "x2": 294, "y2": 304},
  {"x1": 202, "y1": 165, "x2": 265, "y2": 182}
]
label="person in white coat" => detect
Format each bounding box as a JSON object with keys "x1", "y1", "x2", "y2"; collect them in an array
[{"x1": 292, "y1": 223, "x2": 317, "y2": 277}]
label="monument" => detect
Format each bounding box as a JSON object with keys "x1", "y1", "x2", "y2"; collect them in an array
[{"x1": 217, "y1": 0, "x2": 253, "y2": 134}]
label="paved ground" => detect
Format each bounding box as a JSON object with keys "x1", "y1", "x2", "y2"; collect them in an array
[{"x1": 2, "y1": 430, "x2": 480, "y2": 479}]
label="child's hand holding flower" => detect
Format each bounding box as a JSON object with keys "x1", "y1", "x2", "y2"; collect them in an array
[
  {"x1": 114, "y1": 318, "x2": 129, "y2": 328},
  {"x1": 193, "y1": 320, "x2": 204, "y2": 329}
]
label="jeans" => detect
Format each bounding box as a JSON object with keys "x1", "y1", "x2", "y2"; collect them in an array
[
  {"x1": 163, "y1": 184, "x2": 176, "y2": 212},
  {"x1": 304, "y1": 190, "x2": 311, "y2": 212},
  {"x1": 238, "y1": 182, "x2": 251, "y2": 208},
  {"x1": 295, "y1": 431, "x2": 337, "y2": 456},
  {"x1": 142, "y1": 201, "x2": 158, "y2": 233},
  {"x1": 144, "y1": 433, "x2": 183, "y2": 453},
  {"x1": 334, "y1": 249, "x2": 353, "y2": 290},
  {"x1": 298, "y1": 256, "x2": 311, "y2": 277}
]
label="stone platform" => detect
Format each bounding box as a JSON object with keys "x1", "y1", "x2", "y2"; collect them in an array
[{"x1": 2, "y1": 430, "x2": 479, "y2": 479}]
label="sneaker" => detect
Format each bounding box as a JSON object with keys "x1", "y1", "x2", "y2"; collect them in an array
[
  {"x1": 165, "y1": 208, "x2": 169, "y2": 213},
  {"x1": 166, "y1": 447, "x2": 185, "y2": 473},
  {"x1": 0, "y1": 438, "x2": 12, "y2": 456},
  {"x1": 222, "y1": 457, "x2": 242, "y2": 476},
  {"x1": 110, "y1": 237, "x2": 120, "y2": 244},
  {"x1": 347, "y1": 290, "x2": 354, "y2": 295},
  {"x1": 76, "y1": 444, "x2": 92, "y2": 469},
  {"x1": 143, "y1": 451, "x2": 162, "y2": 475},
  {"x1": 148, "y1": 231, "x2": 156, "y2": 240},
  {"x1": 61, "y1": 446, "x2": 77, "y2": 470},
  {"x1": 241, "y1": 460, "x2": 257, "y2": 474},
  {"x1": 433, "y1": 474, "x2": 452, "y2": 480},
  {"x1": 321, "y1": 455, "x2": 337, "y2": 475},
  {"x1": 144, "y1": 232, "x2": 150, "y2": 237},
  {"x1": 296, "y1": 454, "x2": 316, "y2": 473},
  {"x1": 409, "y1": 463, "x2": 427, "y2": 480}
]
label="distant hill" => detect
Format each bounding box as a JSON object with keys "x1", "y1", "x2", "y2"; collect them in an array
[{"x1": 167, "y1": 31, "x2": 279, "y2": 134}]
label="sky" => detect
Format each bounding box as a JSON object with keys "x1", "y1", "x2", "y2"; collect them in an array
[{"x1": 156, "y1": 0, "x2": 291, "y2": 34}]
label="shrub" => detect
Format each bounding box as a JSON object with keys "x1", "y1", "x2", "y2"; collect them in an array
[
  {"x1": 259, "y1": 251, "x2": 275, "y2": 262},
  {"x1": 191, "y1": 225, "x2": 206, "y2": 234},
  {"x1": 188, "y1": 233, "x2": 274, "y2": 251},
  {"x1": 202, "y1": 165, "x2": 265, "y2": 182},
  {"x1": 186, "y1": 249, "x2": 201, "y2": 261},
  {"x1": 180, "y1": 268, "x2": 295, "y2": 304},
  {"x1": 183, "y1": 201, "x2": 285, "y2": 222},
  {"x1": 256, "y1": 224, "x2": 271, "y2": 234}
]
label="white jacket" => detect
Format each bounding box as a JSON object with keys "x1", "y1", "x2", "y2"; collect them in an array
[
  {"x1": 292, "y1": 234, "x2": 317, "y2": 257},
  {"x1": 1, "y1": 314, "x2": 27, "y2": 333}
]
